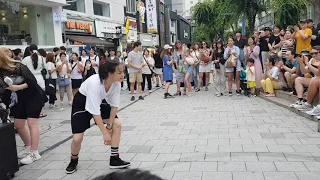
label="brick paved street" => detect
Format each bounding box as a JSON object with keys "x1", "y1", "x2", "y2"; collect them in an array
[{"x1": 12, "y1": 86, "x2": 320, "y2": 180}]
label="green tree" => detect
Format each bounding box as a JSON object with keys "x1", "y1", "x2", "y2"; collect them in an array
[
  {"x1": 228, "y1": 0, "x2": 265, "y2": 35},
  {"x1": 271, "y1": 0, "x2": 309, "y2": 28}
]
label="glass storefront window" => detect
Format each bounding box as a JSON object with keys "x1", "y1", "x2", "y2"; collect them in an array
[
  {"x1": 63, "y1": 0, "x2": 85, "y2": 13},
  {"x1": 0, "y1": 1, "x2": 55, "y2": 46}
]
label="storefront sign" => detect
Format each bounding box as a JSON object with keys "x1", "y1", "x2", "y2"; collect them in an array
[
  {"x1": 136, "y1": 1, "x2": 145, "y2": 23},
  {"x1": 127, "y1": 30, "x2": 137, "y2": 42},
  {"x1": 146, "y1": 0, "x2": 158, "y2": 33},
  {"x1": 53, "y1": 12, "x2": 67, "y2": 22},
  {"x1": 125, "y1": 18, "x2": 137, "y2": 35},
  {"x1": 65, "y1": 20, "x2": 94, "y2": 35},
  {"x1": 184, "y1": 30, "x2": 189, "y2": 39}
]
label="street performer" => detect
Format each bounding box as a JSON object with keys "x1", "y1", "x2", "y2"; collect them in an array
[{"x1": 65, "y1": 60, "x2": 130, "y2": 174}]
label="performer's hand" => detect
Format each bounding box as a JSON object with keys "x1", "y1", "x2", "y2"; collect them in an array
[
  {"x1": 103, "y1": 132, "x2": 112, "y2": 145},
  {"x1": 7, "y1": 85, "x2": 22, "y2": 92}
]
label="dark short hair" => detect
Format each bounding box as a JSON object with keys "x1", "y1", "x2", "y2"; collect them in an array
[
  {"x1": 13, "y1": 48, "x2": 21, "y2": 56},
  {"x1": 92, "y1": 169, "x2": 164, "y2": 180},
  {"x1": 53, "y1": 47, "x2": 59, "y2": 52},
  {"x1": 60, "y1": 52, "x2": 66, "y2": 57},
  {"x1": 306, "y1": 19, "x2": 313, "y2": 23},
  {"x1": 98, "y1": 60, "x2": 122, "y2": 83},
  {"x1": 247, "y1": 58, "x2": 255, "y2": 64},
  {"x1": 286, "y1": 49, "x2": 295, "y2": 56},
  {"x1": 38, "y1": 49, "x2": 47, "y2": 57},
  {"x1": 72, "y1": 52, "x2": 79, "y2": 57},
  {"x1": 60, "y1": 46, "x2": 66, "y2": 51},
  {"x1": 133, "y1": 41, "x2": 142, "y2": 48},
  {"x1": 269, "y1": 55, "x2": 277, "y2": 66}
]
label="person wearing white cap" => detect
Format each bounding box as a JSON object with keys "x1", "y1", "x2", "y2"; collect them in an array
[{"x1": 161, "y1": 44, "x2": 174, "y2": 99}]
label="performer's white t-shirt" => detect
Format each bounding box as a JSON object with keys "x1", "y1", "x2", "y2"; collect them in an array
[{"x1": 79, "y1": 74, "x2": 121, "y2": 115}]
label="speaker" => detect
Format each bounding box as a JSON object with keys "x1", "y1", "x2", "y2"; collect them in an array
[{"x1": 0, "y1": 123, "x2": 19, "y2": 179}]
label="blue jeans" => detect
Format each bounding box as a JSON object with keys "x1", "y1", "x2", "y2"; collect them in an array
[{"x1": 193, "y1": 64, "x2": 199, "y2": 88}]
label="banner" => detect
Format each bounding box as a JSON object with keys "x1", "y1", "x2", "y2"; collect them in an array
[{"x1": 146, "y1": 0, "x2": 158, "y2": 33}]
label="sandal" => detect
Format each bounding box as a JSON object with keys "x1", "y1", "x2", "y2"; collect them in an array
[
  {"x1": 265, "y1": 94, "x2": 275, "y2": 97},
  {"x1": 174, "y1": 91, "x2": 181, "y2": 96},
  {"x1": 183, "y1": 90, "x2": 187, "y2": 96},
  {"x1": 39, "y1": 113, "x2": 47, "y2": 118}
]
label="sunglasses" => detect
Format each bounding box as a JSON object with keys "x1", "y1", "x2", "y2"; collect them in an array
[
  {"x1": 202, "y1": 43, "x2": 206, "y2": 45},
  {"x1": 311, "y1": 52, "x2": 319, "y2": 56}
]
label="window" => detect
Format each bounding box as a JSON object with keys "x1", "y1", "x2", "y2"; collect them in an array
[
  {"x1": 171, "y1": 20, "x2": 175, "y2": 28},
  {"x1": 126, "y1": 0, "x2": 136, "y2": 14},
  {"x1": 63, "y1": 0, "x2": 85, "y2": 13},
  {"x1": 93, "y1": 1, "x2": 110, "y2": 17}
]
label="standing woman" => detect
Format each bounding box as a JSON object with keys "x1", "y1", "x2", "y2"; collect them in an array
[
  {"x1": 142, "y1": 49, "x2": 155, "y2": 94},
  {"x1": 0, "y1": 48, "x2": 47, "y2": 164},
  {"x1": 162, "y1": 44, "x2": 174, "y2": 99},
  {"x1": 70, "y1": 53, "x2": 84, "y2": 96},
  {"x1": 173, "y1": 40, "x2": 186, "y2": 95},
  {"x1": 197, "y1": 41, "x2": 211, "y2": 91},
  {"x1": 224, "y1": 37, "x2": 241, "y2": 96},
  {"x1": 245, "y1": 37, "x2": 263, "y2": 94},
  {"x1": 213, "y1": 40, "x2": 226, "y2": 96},
  {"x1": 65, "y1": 61, "x2": 130, "y2": 174},
  {"x1": 89, "y1": 48, "x2": 100, "y2": 73},
  {"x1": 56, "y1": 53, "x2": 73, "y2": 109},
  {"x1": 46, "y1": 53, "x2": 58, "y2": 108},
  {"x1": 183, "y1": 50, "x2": 195, "y2": 96},
  {"x1": 22, "y1": 45, "x2": 47, "y2": 117},
  {"x1": 190, "y1": 43, "x2": 201, "y2": 90},
  {"x1": 79, "y1": 49, "x2": 88, "y2": 65}
]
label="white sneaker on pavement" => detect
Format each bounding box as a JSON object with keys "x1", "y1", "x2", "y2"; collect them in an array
[
  {"x1": 306, "y1": 105, "x2": 320, "y2": 116},
  {"x1": 290, "y1": 100, "x2": 303, "y2": 108},
  {"x1": 17, "y1": 146, "x2": 30, "y2": 159},
  {"x1": 20, "y1": 151, "x2": 41, "y2": 165},
  {"x1": 295, "y1": 102, "x2": 313, "y2": 111}
]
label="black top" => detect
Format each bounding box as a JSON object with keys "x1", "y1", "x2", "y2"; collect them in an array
[
  {"x1": 0, "y1": 63, "x2": 47, "y2": 108},
  {"x1": 154, "y1": 52, "x2": 163, "y2": 68},
  {"x1": 311, "y1": 27, "x2": 320, "y2": 47},
  {"x1": 213, "y1": 49, "x2": 225, "y2": 60},
  {"x1": 269, "y1": 34, "x2": 281, "y2": 46},
  {"x1": 235, "y1": 38, "x2": 246, "y2": 49},
  {"x1": 259, "y1": 36, "x2": 270, "y2": 51}
]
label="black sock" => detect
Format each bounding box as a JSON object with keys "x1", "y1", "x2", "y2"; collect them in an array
[
  {"x1": 71, "y1": 153, "x2": 78, "y2": 160},
  {"x1": 111, "y1": 147, "x2": 119, "y2": 156},
  {"x1": 298, "y1": 98, "x2": 304, "y2": 101}
]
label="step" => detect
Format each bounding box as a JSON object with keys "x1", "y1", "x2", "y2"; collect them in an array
[
  {"x1": 259, "y1": 94, "x2": 320, "y2": 132},
  {"x1": 274, "y1": 90, "x2": 319, "y2": 106}
]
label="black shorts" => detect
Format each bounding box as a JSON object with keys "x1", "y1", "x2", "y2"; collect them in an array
[
  {"x1": 165, "y1": 80, "x2": 172, "y2": 83},
  {"x1": 71, "y1": 79, "x2": 83, "y2": 89},
  {"x1": 11, "y1": 93, "x2": 42, "y2": 119},
  {"x1": 71, "y1": 92, "x2": 117, "y2": 134}
]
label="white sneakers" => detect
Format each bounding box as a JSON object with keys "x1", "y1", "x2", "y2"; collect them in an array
[
  {"x1": 306, "y1": 105, "x2": 320, "y2": 116},
  {"x1": 20, "y1": 151, "x2": 41, "y2": 165},
  {"x1": 17, "y1": 146, "x2": 30, "y2": 159}
]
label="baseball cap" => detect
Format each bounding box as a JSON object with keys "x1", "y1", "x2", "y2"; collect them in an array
[
  {"x1": 301, "y1": 49, "x2": 310, "y2": 56},
  {"x1": 263, "y1": 27, "x2": 272, "y2": 31},
  {"x1": 300, "y1": 19, "x2": 307, "y2": 24},
  {"x1": 163, "y1": 44, "x2": 172, "y2": 50}
]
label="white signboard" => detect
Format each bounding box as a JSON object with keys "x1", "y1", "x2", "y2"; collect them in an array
[
  {"x1": 146, "y1": 0, "x2": 158, "y2": 33},
  {"x1": 53, "y1": 12, "x2": 67, "y2": 22},
  {"x1": 127, "y1": 30, "x2": 137, "y2": 42},
  {"x1": 95, "y1": 20, "x2": 122, "y2": 38}
]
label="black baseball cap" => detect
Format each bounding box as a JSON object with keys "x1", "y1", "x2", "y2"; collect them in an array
[
  {"x1": 301, "y1": 49, "x2": 310, "y2": 56},
  {"x1": 300, "y1": 19, "x2": 307, "y2": 24},
  {"x1": 306, "y1": 19, "x2": 313, "y2": 23},
  {"x1": 263, "y1": 27, "x2": 272, "y2": 31}
]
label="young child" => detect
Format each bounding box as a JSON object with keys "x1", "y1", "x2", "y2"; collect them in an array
[{"x1": 242, "y1": 58, "x2": 256, "y2": 97}]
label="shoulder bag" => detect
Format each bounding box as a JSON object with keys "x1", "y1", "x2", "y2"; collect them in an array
[
  {"x1": 226, "y1": 53, "x2": 238, "y2": 68},
  {"x1": 41, "y1": 57, "x2": 47, "y2": 79}
]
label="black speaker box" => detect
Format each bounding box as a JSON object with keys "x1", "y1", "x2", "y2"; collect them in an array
[{"x1": 0, "y1": 123, "x2": 19, "y2": 179}]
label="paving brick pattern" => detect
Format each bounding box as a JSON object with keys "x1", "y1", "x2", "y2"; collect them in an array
[{"x1": 12, "y1": 86, "x2": 320, "y2": 180}]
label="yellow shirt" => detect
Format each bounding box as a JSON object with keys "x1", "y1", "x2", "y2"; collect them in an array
[{"x1": 295, "y1": 28, "x2": 312, "y2": 54}]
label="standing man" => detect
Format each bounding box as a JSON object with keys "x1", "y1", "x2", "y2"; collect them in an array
[
  {"x1": 56, "y1": 46, "x2": 69, "y2": 62},
  {"x1": 234, "y1": 31, "x2": 246, "y2": 66},
  {"x1": 128, "y1": 41, "x2": 145, "y2": 101},
  {"x1": 306, "y1": 19, "x2": 320, "y2": 47}
]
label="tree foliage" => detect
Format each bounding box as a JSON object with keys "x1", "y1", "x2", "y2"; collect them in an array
[{"x1": 271, "y1": 0, "x2": 309, "y2": 28}]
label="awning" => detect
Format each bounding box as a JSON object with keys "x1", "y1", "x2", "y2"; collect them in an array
[{"x1": 66, "y1": 35, "x2": 114, "y2": 47}]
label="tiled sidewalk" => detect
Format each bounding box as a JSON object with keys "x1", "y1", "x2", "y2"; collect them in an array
[{"x1": 13, "y1": 86, "x2": 320, "y2": 180}]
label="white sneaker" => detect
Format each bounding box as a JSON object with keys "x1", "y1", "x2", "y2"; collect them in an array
[
  {"x1": 295, "y1": 102, "x2": 313, "y2": 111},
  {"x1": 306, "y1": 105, "x2": 320, "y2": 116},
  {"x1": 290, "y1": 100, "x2": 303, "y2": 108},
  {"x1": 20, "y1": 151, "x2": 41, "y2": 165},
  {"x1": 17, "y1": 146, "x2": 30, "y2": 159},
  {"x1": 121, "y1": 87, "x2": 126, "y2": 91},
  {"x1": 149, "y1": 90, "x2": 152, "y2": 93},
  {"x1": 68, "y1": 101, "x2": 72, "y2": 106}
]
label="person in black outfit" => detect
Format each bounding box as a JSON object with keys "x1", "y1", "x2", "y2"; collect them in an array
[
  {"x1": 269, "y1": 25, "x2": 282, "y2": 53},
  {"x1": 153, "y1": 46, "x2": 164, "y2": 87},
  {"x1": 259, "y1": 27, "x2": 272, "y2": 70},
  {"x1": 0, "y1": 47, "x2": 47, "y2": 165}
]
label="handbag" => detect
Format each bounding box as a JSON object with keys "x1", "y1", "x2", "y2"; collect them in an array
[
  {"x1": 45, "y1": 74, "x2": 55, "y2": 96},
  {"x1": 41, "y1": 57, "x2": 47, "y2": 79},
  {"x1": 143, "y1": 57, "x2": 155, "y2": 76},
  {"x1": 57, "y1": 76, "x2": 70, "y2": 87},
  {"x1": 226, "y1": 53, "x2": 238, "y2": 68}
]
